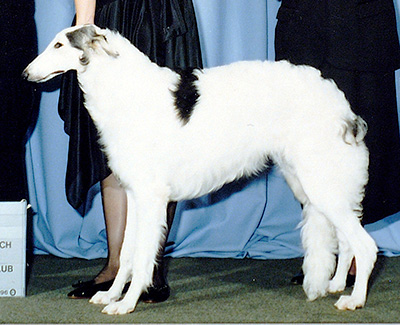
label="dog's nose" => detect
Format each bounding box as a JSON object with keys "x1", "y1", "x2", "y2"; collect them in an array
[{"x1": 21, "y1": 69, "x2": 29, "y2": 80}]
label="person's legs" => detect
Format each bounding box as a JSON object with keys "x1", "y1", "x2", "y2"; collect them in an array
[{"x1": 95, "y1": 173, "x2": 127, "y2": 284}]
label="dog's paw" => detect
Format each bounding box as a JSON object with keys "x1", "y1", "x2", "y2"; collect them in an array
[
  {"x1": 90, "y1": 291, "x2": 118, "y2": 305},
  {"x1": 334, "y1": 295, "x2": 365, "y2": 310},
  {"x1": 102, "y1": 301, "x2": 136, "y2": 315},
  {"x1": 328, "y1": 278, "x2": 346, "y2": 293},
  {"x1": 304, "y1": 287, "x2": 328, "y2": 301},
  {"x1": 303, "y1": 276, "x2": 329, "y2": 301}
]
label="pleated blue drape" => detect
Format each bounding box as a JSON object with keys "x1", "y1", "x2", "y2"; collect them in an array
[{"x1": 27, "y1": 0, "x2": 400, "y2": 260}]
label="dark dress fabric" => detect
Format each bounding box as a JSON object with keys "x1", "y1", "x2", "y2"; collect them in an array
[
  {"x1": 58, "y1": 0, "x2": 203, "y2": 210},
  {"x1": 0, "y1": 1, "x2": 38, "y2": 201},
  {"x1": 275, "y1": 0, "x2": 400, "y2": 224}
]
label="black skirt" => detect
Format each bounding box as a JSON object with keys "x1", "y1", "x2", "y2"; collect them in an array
[
  {"x1": 58, "y1": 0, "x2": 202, "y2": 210},
  {"x1": 275, "y1": 0, "x2": 400, "y2": 224}
]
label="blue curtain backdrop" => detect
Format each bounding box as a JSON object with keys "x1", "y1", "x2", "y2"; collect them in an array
[{"x1": 27, "y1": 0, "x2": 400, "y2": 260}]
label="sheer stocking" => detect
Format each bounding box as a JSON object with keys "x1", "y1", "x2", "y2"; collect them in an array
[{"x1": 95, "y1": 173, "x2": 127, "y2": 284}]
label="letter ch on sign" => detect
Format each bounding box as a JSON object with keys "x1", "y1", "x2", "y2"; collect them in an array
[{"x1": 0, "y1": 241, "x2": 12, "y2": 249}]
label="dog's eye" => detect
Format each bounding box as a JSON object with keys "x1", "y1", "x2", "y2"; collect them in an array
[{"x1": 54, "y1": 42, "x2": 63, "y2": 49}]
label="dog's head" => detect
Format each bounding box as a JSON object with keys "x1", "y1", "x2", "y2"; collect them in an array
[{"x1": 23, "y1": 25, "x2": 118, "y2": 83}]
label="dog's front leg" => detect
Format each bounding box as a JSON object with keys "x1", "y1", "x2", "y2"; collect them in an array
[
  {"x1": 100, "y1": 187, "x2": 169, "y2": 315},
  {"x1": 90, "y1": 192, "x2": 137, "y2": 308}
]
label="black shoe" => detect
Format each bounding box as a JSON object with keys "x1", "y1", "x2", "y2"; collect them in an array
[
  {"x1": 291, "y1": 271, "x2": 304, "y2": 285},
  {"x1": 140, "y1": 284, "x2": 171, "y2": 303},
  {"x1": 290, "y1": 270, "x2": 356, "y2": 287},
  {"x1": 68, "y1": 279, "x2": 124, "y2": 299},
  {"x1": 68, "y1": 279, "x2": 170, "y2": 302},
  {"x1": 71, "y1": 279, "x2": 95, "y2": 288}
]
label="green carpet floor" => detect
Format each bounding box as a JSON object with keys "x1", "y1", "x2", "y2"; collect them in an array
[{"x1": 0, "y1": 255, "x2": 399, "y2": 323}]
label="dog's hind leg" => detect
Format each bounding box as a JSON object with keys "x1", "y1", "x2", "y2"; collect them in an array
[
  {"x1": 308, "y1": 172, "x2": 376, "y2": 309},
  {"x1": 278, "y1": 165, "x2": 337, "y2": 300},
  {"x1": 299, "y1": 178, "x2": 376, "y2": 308},
  {"x1": 100, "y1": 187, "x2": 169, "y2": 315},
  {"x1": 330, "y1": 216, "x2": 377, "y2": 310},
  {"x1": 329, "y1": 231, "x2": 354, "y2": 293},
  {"x1": 301, "y1": 204, "x2": 337, "y2": 301}
]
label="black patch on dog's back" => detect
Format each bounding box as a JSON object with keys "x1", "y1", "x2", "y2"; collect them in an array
[{"x1": 173, "y1": 68, "x2": 200, "y2": 125}]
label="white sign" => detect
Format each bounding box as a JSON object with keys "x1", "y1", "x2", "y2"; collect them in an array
[{"x1": 0, "y1": 201, "x2": 27, "y2": 297}]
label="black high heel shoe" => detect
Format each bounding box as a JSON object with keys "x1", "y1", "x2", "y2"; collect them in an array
[
  {"x1": 68, "y1": 279, "x2": 170, "y2": 302},
  {"x1": 68, "y1": 279, "x2": 126, "y2": 299}
]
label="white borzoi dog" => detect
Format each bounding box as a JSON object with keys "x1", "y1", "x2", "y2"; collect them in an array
[{"x1": 24, "y1": 25, "x2": 378, "y2": 314}]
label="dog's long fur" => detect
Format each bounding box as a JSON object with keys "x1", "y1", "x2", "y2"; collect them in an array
[{"x1": 24, "y1": 25, "x2": 378, "y2": 314}]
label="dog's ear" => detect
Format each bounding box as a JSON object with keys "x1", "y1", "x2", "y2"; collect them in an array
[
  {"x1": 66, "y1": 25, "x2": 119, "y2": 65},
  {"x1": 89, "y1": 29, "x2": 120, "y2": 59}
]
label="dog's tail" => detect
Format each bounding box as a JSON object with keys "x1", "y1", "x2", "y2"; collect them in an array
[{"x1": 342, "y1": 115, "x2": 367, "y2": 145}]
